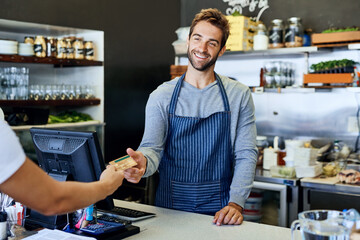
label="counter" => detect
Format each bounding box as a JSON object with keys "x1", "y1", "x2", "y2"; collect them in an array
[{"x1": 114, "y1": 200, "x2": 294, "y2": 240}]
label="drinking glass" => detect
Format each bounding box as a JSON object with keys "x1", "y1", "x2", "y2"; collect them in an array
[
  {"x1": 33, "y1": 85, "x2": 42, "y2": 100},
  {"x1": 7, "y1": 67, "x2": 18, "y2": 100},
  {"x1": 44, "y1": 85, "x2": 52, "y2": 100},
  {"x1": 67, "y1": 85, "x2": 75, "y2": 100},
  {"x1": 0, "y1": 68, "x2": 7, "y2": 100},
  {"x1": 75, "y1": 85, "x2": 81, "y2": 99},
  {"x1": 60, "y1": 85, "x2": 68, "y2": 100},
  {"x1": 51, "y1": 85, "x2": 59, "y2": 100}
]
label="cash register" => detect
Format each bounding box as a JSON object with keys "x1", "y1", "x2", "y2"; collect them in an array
[{"x1": 25, "y1": 128, "x2": 155, "y2": 239}]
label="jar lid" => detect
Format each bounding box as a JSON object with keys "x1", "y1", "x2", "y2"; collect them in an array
[
  {"x1": 0, "y1": 211, "x2": 7, "y2": 222},
  {"x1": 271, "y1": 19, "x2": 283, "y2": 24},
  {"x1": 288, "y1": 17, "x2": 301, "y2": 23}
]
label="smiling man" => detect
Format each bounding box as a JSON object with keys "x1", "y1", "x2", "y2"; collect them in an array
[{"x1": 123, "y1": 8, "x2": 258, "y2": 226}]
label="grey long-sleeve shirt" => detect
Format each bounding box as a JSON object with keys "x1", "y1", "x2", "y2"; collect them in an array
[{"x1": 138, "y1": 74, "x2": 258, "y2": 208}]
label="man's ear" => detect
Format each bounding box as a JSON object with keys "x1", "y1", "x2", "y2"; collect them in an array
[{"x1": 218, "y1": 45, "x2": 226, "y2": 57}]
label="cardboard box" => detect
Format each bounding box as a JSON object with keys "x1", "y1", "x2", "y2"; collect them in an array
[{"x1": 226, "y1": 15, "x2": 257, "y2": 51}]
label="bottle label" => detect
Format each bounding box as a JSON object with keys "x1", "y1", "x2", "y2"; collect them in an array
[
  {"x1": 269, "y1": 29, "x2": 283, "y2": 44},
  {"x1": 285, "y1": 28, "x2": 296, "y2": 43},
  {"x1": 67, "y1": 47, "x2": 74, "y2": 54},
  {"x1": 34, "y1": 44, "x2": 43, "y2": 53},
  {"x1": 85, "y1": 49, "x2": 94, "y2": 56},
  {"x1": 76, "y1": 48, "x2": 84, "y2": 55}
]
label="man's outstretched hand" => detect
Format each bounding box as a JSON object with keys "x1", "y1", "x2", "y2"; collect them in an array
[{"x1": 123, "y1": 148, "x2": 147, "y2": 183}]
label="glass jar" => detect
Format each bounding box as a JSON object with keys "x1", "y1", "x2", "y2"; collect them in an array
[
  {"x1": 253, "y1": 23, "x2": 268, "y2": 50},
  {"x1": 46, "y1": 37, "x2": 57, "y2": 58},
  {"x1": 285, "y1": 17, "x2": 303, "y2": 48},
  {"x1": 56, "y1": 38, "x2": 66, "y2": 59},
  {"x1": 73, "y1": 38, "x2": 84, "y2": 60},
  {"x1": 34, "y1": 35, "x2": 46, "y2": 57},
  {"x1": 65, "y1": 38, "x2": 74, "y2": 59},
  {"x1": 256, "y1": 136, "x2": 269, "y2": 166},
  {"x1": 268, "y1": 19, "x2": 284, "y2": 49},
  {"x1": 84, "y1": 41, "x2": 94, "y2": 60},
  {"x1": 24, "y1": 36, "x2": 34, "y2": 44}
]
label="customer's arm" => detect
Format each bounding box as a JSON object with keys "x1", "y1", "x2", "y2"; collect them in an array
[{"x1": 0, "y1": 157, "x2": 124, "y2": 216}]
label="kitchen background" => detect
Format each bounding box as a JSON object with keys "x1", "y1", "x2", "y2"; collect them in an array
[{"x1": 1, "y1": 0, "x2": 360, "y2": 210}]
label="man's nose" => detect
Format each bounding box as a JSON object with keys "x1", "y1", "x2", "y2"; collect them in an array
[{"x1": 198, "y1": 41, "x2": 207, "y2": 52}]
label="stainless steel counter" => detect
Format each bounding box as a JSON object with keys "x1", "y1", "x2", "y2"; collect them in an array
[
  {"x1": 253, "y1": 168, "x2": 300, "y2": 227},
  {"x1": 301, "y1": 181, "x2": 360, "y2": 194},
  {"x1": 300, "y1": 177, "x2": 360, "y2": 211}
]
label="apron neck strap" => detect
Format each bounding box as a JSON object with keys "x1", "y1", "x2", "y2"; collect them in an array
[{"x1": 169, "y1": 72, "x2": 230, "y2": 115}]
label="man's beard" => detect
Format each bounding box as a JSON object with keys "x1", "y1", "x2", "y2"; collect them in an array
[{"x1": 187, "y1": 49, "x2": 220, "y2": 71}]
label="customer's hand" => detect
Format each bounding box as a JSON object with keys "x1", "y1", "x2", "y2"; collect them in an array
[
  {"x1": 100, "y1": 165, "x2": 124, "y2": 194},
  {"x1": 124, "y1": 148, "x2": 147, "y2": 183},
  {"x1": 213, "y1": 202, "x2": 244, "y2": 226}
]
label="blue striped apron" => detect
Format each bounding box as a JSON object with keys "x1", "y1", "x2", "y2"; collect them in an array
[{"x1": 155, "y1": 73, "x2": 233, "y2": 214}]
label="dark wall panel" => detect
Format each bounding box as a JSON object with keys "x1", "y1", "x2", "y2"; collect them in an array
[
  {"x1": 0, "y1": 0, "x2": 180, "y2": 161},
  {"x1": 181, "y1": 0, "x2": 360, "y2": 32}
]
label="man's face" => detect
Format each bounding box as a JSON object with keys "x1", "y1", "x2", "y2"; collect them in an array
[{"x1": 187, "y1": 21, "x2": 226, "y2": 72}]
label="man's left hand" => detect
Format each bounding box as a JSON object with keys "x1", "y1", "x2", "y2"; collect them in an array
[{"x1": 213, "y1": 202, "x2": 244, "y2": 226}]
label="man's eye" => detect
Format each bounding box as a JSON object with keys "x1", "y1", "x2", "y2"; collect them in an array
[{"x1": 209, "y1": 42, "x2": 217, "y2": 47}]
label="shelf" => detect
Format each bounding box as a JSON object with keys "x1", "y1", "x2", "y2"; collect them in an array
[
  {"x1": 176, "y1": 46, "x2": 324, "y2": 58},
  {"x1": 11, "y1": 120, "x2": 104, "y2": 131},
  {"x1": 0, "y1": 98, "x2": 101, "y2": 107},
  {"x1": 0, "y1": 54, "x2": 103, "y2": 67}
]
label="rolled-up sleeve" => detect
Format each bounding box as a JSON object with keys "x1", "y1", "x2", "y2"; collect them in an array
[{"x1": 229, "y1": 89, "x2": 258, "y2": 208}]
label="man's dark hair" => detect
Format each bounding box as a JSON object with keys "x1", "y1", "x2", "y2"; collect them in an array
[{"x1": 189, "y1": 8, "x2": 230, "y2": 49}]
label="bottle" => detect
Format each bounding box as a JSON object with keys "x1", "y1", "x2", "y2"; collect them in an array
[
  {"x1": 303, "y1": 28, "x2": 312, "y2": 47},
  {"x1": 34, "y1": 35, "x2": 46, "y2": 57},
  {"x1": 56, "y1": 38, "x2": 66, "y2": 59},
  {"x1": 253, "y1": 23, "x2": 268, "y2": 50},
  {"x1": 73, "y1": 38, "x2": 84, "y2": 60},
  {"x1": 268, "y1": 19, "x2": 284, "y2": 49},
  {"x1": 84, "y1": 41, "x2": 94, "y2": 60},
  {"x1": 353, "y1": 67, "x2": 359, "y2": 87},
  {"x1": 24, "y1": 36, "x2": 34, "y2": 44},
  {"x1": 332, "y1": 140, "x2": 341, "y2": 161},
  {"x1": 65, "y1": 38, "x2": 74, "y2": 59},
  {"x1": 46, "y1": 37, "x2": 57, "y2": 58},
  {"x1": 256, "y1": 136, "x2": 269, "y2": 166},
  {"x1": 285, "y1": 17, "x2": 303, "y2": 48}
]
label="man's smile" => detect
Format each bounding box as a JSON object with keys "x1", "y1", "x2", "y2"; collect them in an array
[{"x1": 194, "y1": 51, "x2": 209, "y2": 60}]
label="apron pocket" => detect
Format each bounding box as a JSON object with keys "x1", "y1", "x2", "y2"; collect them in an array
[{"x1": 171, "y1": 180, "x2": 222, "y2": 213}]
